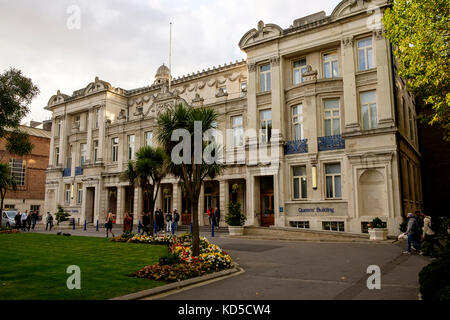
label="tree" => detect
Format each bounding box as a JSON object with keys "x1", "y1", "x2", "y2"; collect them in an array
[
  {"x1": 157, "y1": 103, "x2": 223, "y2": 256},
  {"x1": 383, "y1": 0, "x2": 450, "y2": 140},
  {"x1": 0, "y1": 68, "x2": 39, "y2": 226},
  {"x1": 124, "y1": 146, "x2": 168, "y2": 236},
  {"x1": 0, "y1": 163, "x2": 16, "y2": 222}
]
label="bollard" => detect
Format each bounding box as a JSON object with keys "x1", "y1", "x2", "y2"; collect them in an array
[
  {"x1": 96, "y1": 220, "x2": 99, "y2": 232},
  {"x1": 84, "y1": 220, "x2": 86, "y2": 231},
  {"x1": 73, "y1": 218, "x2": 75, "y2": 230},
  {"x1": 138, "y1": 220, "x2": 141, "y2": 234},
  {"x1": 172, "y1": 222, "x2": 175, "y2": 235},
  {"x1": 154, "y1": 220, "x2": 157, "y2": 234},
  {"x1": 190, "y1": 222, "x2": 193, "y2": 233},
  {"x1": 211, "y1": 221, "x2": 215, "y2": 237}
]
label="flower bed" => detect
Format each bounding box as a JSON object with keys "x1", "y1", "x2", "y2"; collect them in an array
[
  {"x1": 117, "y1": 233, "x2": 233, "y2": 282},
  {"x1": 0, "y1": 228, "x2": 20, "y2": 234}
]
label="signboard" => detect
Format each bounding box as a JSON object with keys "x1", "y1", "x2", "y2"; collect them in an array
[{"x1": 285, "y1": 202, "x2": 348, "y2": 217}]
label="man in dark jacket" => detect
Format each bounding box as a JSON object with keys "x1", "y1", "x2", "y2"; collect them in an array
[
  {"x1": 14, "y1": 212, "x2": 21, "y2": 230},
  {"x1": 214, "y1": 207, "x2": 220, "y2": 230},
  {"x1": 173, "y1": 209, "x2": 180, "y2": 233},
  {"x1": 403, "y1": 212, "x2": 422, "y2": 255},
  {"x1": 141, "y1": 212, "x2": 150, "y2": 235}
]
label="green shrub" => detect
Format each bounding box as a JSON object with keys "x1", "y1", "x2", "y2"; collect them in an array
[
  {"x1": 370, "y1": 217, "x2": 386, "y2": 229},
  {"x1": 419, "y1": 243, "x2": 450, "y2": 300},
  {"x1": 55, "y1": 204, "x2": 71, "y2": 225},
  {"x1": 225, "y1": 200, "x2": 246, "y2": 226},
  {"x1": 121, "y1": 230, "x2": 135, "y2": 239},
  {"x1": 159, "y1": 251, "x2": 181, "y2": 266}
]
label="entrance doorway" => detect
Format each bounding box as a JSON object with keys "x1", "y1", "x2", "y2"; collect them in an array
[
  {"x1": 260, "y1": 176, "x2": 274, "y2": 227},
  {"x1": 85, "y1": 187, "x2": 95, "y2": 223}
]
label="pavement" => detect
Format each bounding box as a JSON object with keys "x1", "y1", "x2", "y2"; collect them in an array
[{"x1": 29, "y1": 224, "x2": 431, "y2": 300}]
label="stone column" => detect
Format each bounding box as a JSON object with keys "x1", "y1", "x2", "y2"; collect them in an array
[
  {"x1": 97, "y1": 105, "x2": 105, "y2": 162},
  {"x1": 341, "y1": 36, "x2": 359, "y2": 132},
  {"x1": 246, "y1": 62, "x2": 258, "y2": 162},
  {"x1": 219, "y1": 180, "x2": 228, "y2": 227},
  {"x1": 86, "y1": 109, "x2": 93, "y2": 162},
  {"x1": 172, "y1": 182, "x2": 179, "y2": 213},
  {"x1": 60, "y1": 115, "x2": 68, "y2": 166},
  {"x1": 273, "y1": 173, "x2": 282, "y2": 227},
  {"x1": 374, "y1": 30, "x2": 395, "y2": 128},
  {"x1": 134, "y1": 186, "x2": 142, "y2": 223},
  {"x1": 116, "y1": 186, "x2": 125, "y2": 225},
  {"x1": 48, "y1": 118, "x2": 55, "y2": 167},
  {"x1": 71, "y1": 144, "x2": 76, "y2": 177},
  {"x1": 245, "y1": 175, "x2": 255, "y2": 226}
]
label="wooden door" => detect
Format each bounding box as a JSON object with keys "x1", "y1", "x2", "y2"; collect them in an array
[{"x1": 260, "y1": 193, "x2": 274, "y2": 227}]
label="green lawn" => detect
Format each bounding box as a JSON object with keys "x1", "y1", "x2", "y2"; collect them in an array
[{"x1": 0, "y1": 233, "x2": 168, "y2": 300}]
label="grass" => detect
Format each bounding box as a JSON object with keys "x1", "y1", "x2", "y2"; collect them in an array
[{"x1": 0, "y1": 233, "x2": 168, "y2": 300}]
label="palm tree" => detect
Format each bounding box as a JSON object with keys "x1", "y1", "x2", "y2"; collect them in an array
[
  {"x1": 0, "y1": 163, "x2": 16, "y2": 226},
  {"x1": 157, "y1": 103, "x2": 223, "y2": 256},
  {"x1": 124, "y1": 146, "x2": 168, "y2": 236}
]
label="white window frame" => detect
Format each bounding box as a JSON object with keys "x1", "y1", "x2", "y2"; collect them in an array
[
  {"x1": 112, "y1": 137, "x2": 119, "y2": 162},
  {"x1": 293, "y1": 58, "x2": 307, "y2": 85},
  {"x1": 357, "y1": 37, "x2": 374, "y2": 71},
  {"x1": 77, "y1": 183, "x2": 83, "y2": 204},
  {"x1": 360, "y1": 91, "x2": 378, "y2": 130},
  {"x1": 9, "y1": 159, "x2": 25, "y2": 186},
  {"x1": 128, "y1": 135, "x2": 135, "y2": 160},
  {"x1": 65, "y1": 184, "x2": 71, "y2": 204},
  {"x1": 292, "y1": 104, "x2": 304, "y2": 140},
  {"x1": 324, "y1": 99, "x2": 341, "y2": 136},
  {"x1": 145, "y1": 131, "x2": 153, "y2": 147},
  {"x1": 325, "y1": 163, "x2": 342, "y2": 199},
  {"x1": 259, "y1": 63, "x2": 271, "y2": 92},
  {"x1": 292, "y1": 166, "x2": 307, "y2": 200},
  {"x1": 80, "y1": 143, "x2": 87, "y2": 166},
  {"x1": 231, "y1": 115, "x2": 244, "y2": 148},
  {"x1": 55, "y1": 147, "x2": 60, "y2": 166},
  {"x1": 260, "y1": 109, "x2": 272, "y2": 143},
  {"x1": 323, "y1": 52, "x2": 339, "y2": 78}
]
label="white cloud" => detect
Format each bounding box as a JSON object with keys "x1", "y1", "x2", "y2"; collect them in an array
[{"x1": 0, "y1": 0, "x2": 341, "y2": 123}]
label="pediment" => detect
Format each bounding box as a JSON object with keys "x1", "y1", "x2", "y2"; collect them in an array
[
  {"x1": 331, "y1": 0, "x2": 373, "y2": 20},
  {"x1": 239, "y1": 21, "x2": 282, "y2": 49},
  {"x1": 47, "y1": 90, "x2": 70, "y2": 106},
  {"x1": 84, "y1": 76, "x2": 111, "y2": 95}
]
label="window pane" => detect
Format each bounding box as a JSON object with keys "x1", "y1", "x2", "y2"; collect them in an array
[
  {"x1": 267, "y1": 73, "x2": 271, "y2": 91},
  {"x1": 333, "y1": 119, "x2": 340, "y2": 135},
  {"x1": 325, "y1": 119, "x2": 332, "y2": 136},
  {"x1": 261, "y1": 110, "x2": 272, "y2": 120},
  {"x1": 370, "y1": 104, "x2": 378, "y2": 128},
  {"x1": 359, "y1": 49, "x2": 366, "y2": 70},
  {"x1": 293, "y1": 166, "x2": 306, "y2": 176},
  {"x1": 334, "y1": 176, "x2": 342, "y2": 198},
  {"x1": 260, "y1": 64, "x2": 270, "y2": 72},
  {"x1": 301, "y1": 177, "x2": 307, "y2": 198},
  {"x1": 361, "y1": 91, "x2": 376, "y2": 104},
  {"x1": 324, "y1": 99, "x2": 339, "y2": 109},
  {"x1": 293, "y1": 178, "x2": 300, "y2": 199},
  {"x1": 362, "y1": 105, "x2": 369, "y2": 130},
  {"x1": 232, "y1": 116, "x2": 242, "y2": 126},
  {"x1": 324, "y1": 62, "x2": 331, "y2": 78},
  {"x1": 331, "y1": 222, "x2": 338, "y2": 231},
  {"x1": 293, "y1": 70, "x2": 301, "y2": 85},
  {"x1": 260, "y1": 74, "x2": 265, "y2": 92},
  {"x1": 294, "y1": 59, "x2": 306, "y2": 68},
  {"x1": 367, "y1": 48, "x2": 374, "y2": 69},
  {"x1": 332, "y1": 61, "x2": 339, "y2": 77},
  {"x1": 326, "y1": 176, "x2": 333, "y2": 198},
  {"x1": 326, "y1": 163, "x2": 341, "y2": 174}
]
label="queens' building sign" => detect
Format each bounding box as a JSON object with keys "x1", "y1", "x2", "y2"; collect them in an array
[{"x1": 44, "y1": 0, "x2": 422, "y2": 236}]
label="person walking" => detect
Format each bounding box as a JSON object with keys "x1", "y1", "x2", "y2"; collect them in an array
[
  {"x1": 141, "y1": 212, "x2": 150, "y2": 235},
  {"x1": 26, "y1": 212, "x2": 32, "y2": 231},
  {"x1": 165, "y1": 211, "x2": 172, "y2": 233},
  {"x1": 21, "y1": 210, "x2": 28, "y2": 231},
  {"x1": 173, "y1": 209, "x2": 179, "y2": 233},
  {"x1": 45, "y1": 212, "x2": 54, "y2": 231},
  {"x1": 123, "y1": 212, "x2": 133, "y2": 232},
  {"x1": 129, "y1": 213, "x2": 134, "y2": 232},
  {"x1": 214, "y1": 207, "x2": 220, "y2": 230},
  {"x1": 421, "y1": 214, "x2": 441, "y2": 256},
  {"x1": 207, "y1": 207, "x2": 214, "y2": 226},
  {"x1": 105, "y1": 212, "x2": 115, "y2": 238},
  {"x1": 157, "y1": 209, "x2": 164, "y2": 232},
  {"x1": 14, "y1": 211, "x2": 21, "y2": 230},
  {"x1": 403, "y1": 212, "x2": 422, "y2": 255},
  {"x1": 31, "y1": 211, "x2": 38, "y2": 230}
]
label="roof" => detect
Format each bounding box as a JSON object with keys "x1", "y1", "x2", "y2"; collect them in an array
[{"x1": 5, "y1": 125, "x2": 52, "y2": 139}]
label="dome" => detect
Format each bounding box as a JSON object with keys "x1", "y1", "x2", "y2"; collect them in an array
[{"x1": 154, "y1": 64, "x2": 171, "y2": 84}]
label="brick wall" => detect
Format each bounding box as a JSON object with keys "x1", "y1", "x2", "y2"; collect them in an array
[{"x1": 0, "y1": 134, "x2": 50, "y2": 202}]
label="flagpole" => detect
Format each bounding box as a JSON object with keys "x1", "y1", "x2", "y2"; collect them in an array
[{"x1": 169, "y1": 22, "x2": 172, "y2": 91}]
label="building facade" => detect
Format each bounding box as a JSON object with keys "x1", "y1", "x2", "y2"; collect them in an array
[
  {"x1": 1, "y1": 124, "x2": 51, "y2": 214},
  {"x1": 44, "y1": 0, "x2": 422, "y2": 235}
]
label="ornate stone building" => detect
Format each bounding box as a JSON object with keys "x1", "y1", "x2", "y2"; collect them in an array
[{"x1": 44, "y1": 0, "x2": 421, "y2": 235}]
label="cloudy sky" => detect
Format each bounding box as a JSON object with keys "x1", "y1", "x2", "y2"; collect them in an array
[{"x1": 0, "y1": 0, "x2": 342, "y2": 123}]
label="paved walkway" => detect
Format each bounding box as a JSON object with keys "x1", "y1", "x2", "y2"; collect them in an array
[{"x1": 31, "y1": 225, "x2": 430, "y2": 300}]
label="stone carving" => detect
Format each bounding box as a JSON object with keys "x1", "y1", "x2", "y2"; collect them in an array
[
  {"x1": 270, "y1": 56, "x2": 280, "y2": 67},
  {"x1": 117, "y1": 109, "x2": 127, "y2": 120},
  {"x1": 342, "y1": 36, "x2": 353, "y2": 47},
  {"x1": 215, "y1": 87, "x2": 228, "y2": 98},
  {"x1": 373, "y1": 29, "x2": 384, "y2": 40},
  {"x1": 238, "y1": 21, "x2": 283, "y2": 49},
  {"x1": 302, "y1": 65, "x2": 318, "y2": 82},
  {"x1": 248, "y1": 63, "x2": 257, "y2": 72}
]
